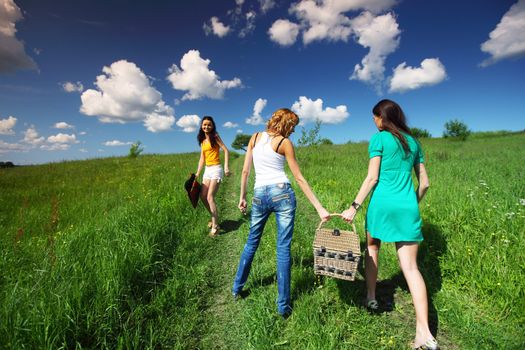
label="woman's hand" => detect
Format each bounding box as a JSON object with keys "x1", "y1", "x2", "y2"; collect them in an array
[
  {"x1": 238, "y1": 198, "x2": 247, "y2": 215},
  {"x1": 341, "y1": 207, "x2": 357, "y2": 223},
  {"x1": 318, "y1": 207, "x2": 330, "y2": 222},
  {"x1": 225, "y1": 168, "x2": 231, "y2": 177}
]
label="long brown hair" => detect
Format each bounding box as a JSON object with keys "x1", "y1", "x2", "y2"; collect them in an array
[
  {"x1": 372, "y1": 99, "x2": 413, "y2": 154},
  {"x1": 266, "y1": 108, "x2": 299, "y2": 138},
  {"x1": 197, "y1": 116, "x2": 218, "y2": 148}
]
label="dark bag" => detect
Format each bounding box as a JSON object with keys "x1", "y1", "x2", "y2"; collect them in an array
[{"x1": 184, "y1": 173, "x2": 201, "y2": 208}]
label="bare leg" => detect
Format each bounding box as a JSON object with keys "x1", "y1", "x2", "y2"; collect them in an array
[
  {"x1": 365, "y1": 232, "x2": 381, "y2": 302},
  {"x1": 200, "y1": 180, "x2": 211, "y2": 214},
  {"x1": 395, "y1": 242, "x2": 434, "y2": 347},
  {"x1": 206, "y1": 179, "x2": 221, "y2": 229}
]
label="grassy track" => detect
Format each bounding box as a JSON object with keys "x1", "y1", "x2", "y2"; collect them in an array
[{"x1": 1, "y1": 133, "x2": 524, "y2": 349}]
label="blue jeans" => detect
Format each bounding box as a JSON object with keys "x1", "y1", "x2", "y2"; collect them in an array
[{"x1": 232, "y1": 183, "x2": 297, "y2": 315}]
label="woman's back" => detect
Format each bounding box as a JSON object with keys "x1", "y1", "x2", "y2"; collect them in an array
[
  {"x1": 367, "y1": 130, "x2": 424, "y2": 242},
  {"x1": 252, "y1": 132, "x2": 289, "y2": 188}
]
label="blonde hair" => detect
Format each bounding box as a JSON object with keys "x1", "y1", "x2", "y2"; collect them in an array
[{"x1": 266, "y1": 108, "x2": 299, "y2": 138}]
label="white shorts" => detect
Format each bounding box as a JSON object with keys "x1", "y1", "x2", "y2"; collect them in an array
[{"x1": 203, "y1": 164, "x2": 223, "y2": 182}]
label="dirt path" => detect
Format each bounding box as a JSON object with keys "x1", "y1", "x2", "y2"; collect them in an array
[{"x1": 199, "y1": 156, "x2": 250, "y2": 349}]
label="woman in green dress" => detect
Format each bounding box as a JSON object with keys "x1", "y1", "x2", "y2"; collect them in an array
[{"x1": 342, "y1": 99, "x2": 437, "y2": 350}]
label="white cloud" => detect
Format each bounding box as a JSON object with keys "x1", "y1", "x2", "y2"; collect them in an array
[
  {"x1": 54, "y1": 121, "x2": 74, "y2": 129},
  {"x1": 290, "y1": 0, "x2": 397, "y2": 45},
  {"x1": 62, "y1": 81, "x2": 84, "y2": 93},
  {"x1": 176, "y1": 114, "x2": 201, "y2": 133},
  {"x1": 80, "y1": 60, "x2": 175, "y2": 132},
  {"x1": 259, "y1": 0, "x2": 276, "y2": 13},
  {"x1": 0, "y1": 115, "x2": 17, "y2": 134},
  {"x1": 167, "y1": 50, "x2": 242, "y2": 101},
  {"x1": 40, "y1": 143, "x2": 70, "y2": 151},
  {"x1": 236, "y1": 129, "x2": 243, "y2": 133},
  {"x1": 22, "y1": 126, "x2": 45, "y2": 146},
  {"x1": 79, "y1": 148, "x2": 88, "y2": 153},
  {"x1": 239, "y1": 11, "x2": 256, "y2": 38},
  {"x1": 389, "y1": 58, "x2": 447, "y2": 93},
  {"x1": 204, "y1": 17, "x2": 231, "y2": 38},
  {"x1": 480, "y1": 0, "x2": 525, "y2": 66},
  {"x1": 0, "y1": 139, "x2": 27, "y2": 153},
  {"x1": 0, "y1": 0, "x2": 37, "y2": 74},
  {"x1": 223, "y1": 121, "x2": 239, "y2": 128},
  {"x1": 103, "y1": 140, "x2": 132, "y2": 146},
  {"x1": 47, "y1": 133, "x2": 79, "y2": 144},
  {"x1": 79, "y1": 131, "x2": 87, "y2": 135},
  {"x1": 246, "y1": 98, "x2": 267, "y2": 125},
  {"x1": 144, "y1": 102, "x2": 176, "y2": 132},
  {"x1": 350, "y1": 12, "x2": 400, "y2": 90},
  {"x1": 291, "y1": 96, "x2": 349, "y2": 124},
  {"x1": 268, "y1": 19, "x2": 300, "y2": 46}
]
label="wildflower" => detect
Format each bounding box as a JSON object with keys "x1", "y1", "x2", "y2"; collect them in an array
[
  {"x1": 505, "y1": 212, "x2": 515, "y2": 219},
  {"x1": 519, "y1": 198, "x2": 525, "y2": 206}
]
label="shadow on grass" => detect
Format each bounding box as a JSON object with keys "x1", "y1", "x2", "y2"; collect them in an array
[
  {"x1": 334, "y1": 223, "x2": 446, "y2": 335},
  {"x1": 220, "y1": 217, "x2": 248, "y2": 234}
]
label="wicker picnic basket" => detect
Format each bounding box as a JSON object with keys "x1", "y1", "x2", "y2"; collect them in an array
[{"x1": 313, "y1": 214, "x2": 361, "y2": 281}]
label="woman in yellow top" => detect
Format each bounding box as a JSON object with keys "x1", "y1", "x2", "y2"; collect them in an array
[{"x1": 196, "y1": 116, "x2": 230, "y2": 236}]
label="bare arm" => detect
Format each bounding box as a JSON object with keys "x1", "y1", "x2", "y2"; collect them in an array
[
  {"x1": 238, "y1": 133, "x2": 256, "y2": 214},
  {"x1": 196, "y1": 146, "x2": 205, "y2": 178},
  {"x1": 414, "y1": 162, "x2": 430, "y2": 202},
  {"x1": 281, "y1": 139, "x2": 329, "y2": 221},
  {"x1": 341, "y1": 156, "x2": 381, "y2": 222},
  {"x1": 216, "y1": 135, "x2": 230, "y2": 176}
]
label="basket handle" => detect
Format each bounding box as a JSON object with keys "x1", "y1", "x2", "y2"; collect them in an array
[{"x1": 317, "y1": 213, "x2": 357, "y2": 235}]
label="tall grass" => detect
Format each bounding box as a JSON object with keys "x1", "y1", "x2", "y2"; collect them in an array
[
  {"x1": 1, "y1": 133, "x2": 524, "y2": 349},
  {"x1": 1, "y1": 154, "x2": 215, "y2": 349}
]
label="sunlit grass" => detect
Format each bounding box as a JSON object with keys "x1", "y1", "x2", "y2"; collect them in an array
[{"x1": 1, "y1": 133, "x2": 523, "y2": 349}]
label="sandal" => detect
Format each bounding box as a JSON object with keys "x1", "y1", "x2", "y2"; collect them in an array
[
  {"x1": 207, "y1": 221, "x2": 213, "y2": 228},
  {"x1": 414, "y1": 338, "x2": 439, "y2": 350},
  {"x1": 366, "y1": 298, "x2": 379, "y2": 312},
  {"x1": 209, "y1": 225, "x2": 220, "y2": 237}
]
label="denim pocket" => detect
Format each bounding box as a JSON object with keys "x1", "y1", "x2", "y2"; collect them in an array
[
  {"x1": 271, "y1": 193, "x2": 290, "y2": 202},
  {"x1": 252, "y1": 197, "x2": 262, "y2": 205}
]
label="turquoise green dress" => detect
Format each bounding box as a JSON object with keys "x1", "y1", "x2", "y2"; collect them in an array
[{"x1": 366, "y1": 131, "x2": 424, "y2": 242}]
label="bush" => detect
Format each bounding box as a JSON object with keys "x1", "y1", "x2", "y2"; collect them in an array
[
  {"x1": 298, "y1": 120, "x2": 322, "y2": 147},
  {"x1": 443, "y1": 119, "x2": 471, "y2": 141},
  {"x1": 410, "y1": 127, "x2": 432, "y2": 139},
  {"x1": 320, "y1": 138, "x2": 333, "y2": 145},
  {"x1": 128, "y1": 141, "x2": 144, "y2": 158}
]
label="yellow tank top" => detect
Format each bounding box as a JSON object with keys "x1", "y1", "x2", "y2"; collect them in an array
[{"x1": 202, "y1": 139, "x2": 220, "y2": 166}]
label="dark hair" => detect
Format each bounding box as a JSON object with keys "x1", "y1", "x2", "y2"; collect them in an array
[
  {"x1": 372, "y1": 99, "x2": 413, "y2": 154},
  {"x1": 197, "y1": 116, "x2": 218, "y2": 148}
]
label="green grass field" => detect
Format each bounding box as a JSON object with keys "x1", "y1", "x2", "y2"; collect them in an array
[{"x1": 1, "y1": 133, "x2": 524, "y2": 349}]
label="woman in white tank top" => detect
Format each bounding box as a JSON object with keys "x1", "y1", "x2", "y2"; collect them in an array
[{"x1": 232, "y1": 108, "x2": 330, "y2": 318}]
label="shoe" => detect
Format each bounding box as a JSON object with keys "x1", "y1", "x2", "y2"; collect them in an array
[
  {"x1": 207, "y1": 221, "x2": 213, "y2": 228},
  {"x1": 209, "y1": 225, "x2": 220, "y2": 237},
  {"x1": 414, "y1": 338, "x2": 439, "y2": 350},
  {"x1": 279, "y1": 311, "x2": 291, "y2": 320},
  {"x1": 232, "y1": 293, "x2": 241, "y2": 301},
  {"x1": 366, "y1": 298, "x2": 379, "y2": 312}
]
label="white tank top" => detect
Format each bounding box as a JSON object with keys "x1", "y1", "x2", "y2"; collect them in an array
[{"x1": 253, "y1": 132, "x2": 290, "y2": 188}]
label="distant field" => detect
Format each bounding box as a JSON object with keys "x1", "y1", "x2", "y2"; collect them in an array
[{"x1": 1, "y1": 133, "x2": 524, "y2": 349}]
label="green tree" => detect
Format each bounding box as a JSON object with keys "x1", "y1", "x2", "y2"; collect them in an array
[
  {"x1": 231, "y1": 133, "x2": 252, "y2": 152},
  {"x1": 443, "y1": 119, "x2": 471, "y2": 141},
  {"x1": 410, "y1": 127, "x2": 432, "y2": 139},
  {"x1": 319, "y1": 138, "x2": 333, "y2": 145},
  {"x1": 298, "y1": 120, "x2": 322, "y2": 146},
  {"x1": 128, "y1": 141, "x2": 144, "y2": 158}
]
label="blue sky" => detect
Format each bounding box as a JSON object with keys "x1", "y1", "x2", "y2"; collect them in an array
[{"x1": 1, "y1": 0, "x2": 524, "y2": 165}]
